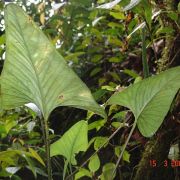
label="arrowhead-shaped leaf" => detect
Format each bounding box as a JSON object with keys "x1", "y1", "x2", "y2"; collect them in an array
[
  {"x1": 1, "y1": 4, "x2": 106, "y2": 120},
  {"x1": 107, "y1": 67, "x2": 180, "y2": 137},
  {"x1": 50, "y1": 120, "x2": 88, "y2": 165}
]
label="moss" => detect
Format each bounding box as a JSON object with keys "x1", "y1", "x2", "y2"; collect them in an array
[{"x1": 134, "y1": 129, "x2": 176, "y2": 180}]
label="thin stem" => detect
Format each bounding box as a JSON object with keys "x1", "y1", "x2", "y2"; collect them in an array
[
  {"x1": 142, "y1": 27, "x2": 150, "y2": 78},
  {"x1": 144, "y1": 19, "x2": 158, "y2": 62},
  {"x1": 41, "y1": 118, "x2": 52, "y2": 180},
  {"x1": 111, "y1": 120, "x2": 137, "y2": 179}
]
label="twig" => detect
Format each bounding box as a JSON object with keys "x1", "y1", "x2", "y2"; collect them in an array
[
  {"x1": 142, "y1": 27, "x2": 150, "y2": 78},
  {"x1": 111, "y1": 120, "x2": 137, "y2": 179},
  {"x1": 41, "y1": 118, "x2": 52, "y2": 180}
]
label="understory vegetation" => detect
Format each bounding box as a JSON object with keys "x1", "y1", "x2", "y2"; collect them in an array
[{"x1": 0, "y1": 0, "x2": 180, "y2": 180}]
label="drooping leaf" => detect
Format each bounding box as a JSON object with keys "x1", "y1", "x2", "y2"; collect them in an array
[
  {"x1": 0, "y1": 149, "x2": 40, "y2": 167},
  {"x1": 50, "y1": 120, "x2": 88, "y2": 165},
  {"x1": 107, "y1": 67, "x2": 180, "y2": 137},
  {"x1": 2, "y1": 4, "x2": 106, "y2": 120},
  {"x1": 28, "y1": 147, "x2": 45, "y2": 166}
]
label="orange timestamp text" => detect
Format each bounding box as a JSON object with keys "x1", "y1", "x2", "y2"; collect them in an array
[{"x1": 149, "y1": 159, "x2": 180, "y2": 167}]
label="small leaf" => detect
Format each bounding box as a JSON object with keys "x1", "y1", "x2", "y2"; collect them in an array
[
  {"x1": 75, "y1": 168, "x2": 92, "y2": 180},
  {"x1": 113, "y1": 111, "x2": 127, "y2": 121},
  {"x1": 110, "y1": 12, "x2": 125, "y2": 20},
  {"x1": 94, "y1": 136, "x2": 108, "y2": 150},
  {"x1": 91, "y1": 54, "x2": 103, "y2": 63},
  {"x1": 123, "y1": 69, "x2": 139, "y2": 78},
  {"x1": 115, "y1": 146, "x2": 130, "y2": 162},
  {"x1": 100, "y1": 163, "x2": 116, "y2": 180},
  {"x1": 0, "y1": 150, "x2": 33, "y2": 166},
  {"x1": 109, "y1": 57, "x2": 122, "y2": 63},
  {"x1": 107, "y1": 67, "x2": 180, "y2": 137},
  {"x1": 88, "y1": 154, "x2": 100, "y2": 173},
  {"x1": 28, "y1": 147, "x2": 45, "y2": 166},
  {"x1": 111, "y1": 122, "x2": 124, "y2": 129},
  {"x1": 101, "y1": 85, "x2": 115, "y2": 91},
  {"x1": 156, "y1": 27, "x2": 175, "y2": 35},
  {"x1": 90, "y1": 67, "x2": 102, "y2": 77},
  {"x1": 88, "y1": 119, "x2": 106, "y2": 131},
  {"x1": 50, "y1": 120, "x2": 88, "y2": 165},
  {"x1": 167, "y1": 12, "x2": 178, "y2": 21}
]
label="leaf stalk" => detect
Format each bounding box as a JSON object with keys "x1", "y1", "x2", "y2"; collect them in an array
[{"x1": 41, "y1": 118, "x2": 52, "y2": 180}]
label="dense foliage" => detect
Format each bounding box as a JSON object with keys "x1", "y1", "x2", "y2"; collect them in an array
[{"x1": 0, "y1": 0, "x2": 179, "y2": 180}]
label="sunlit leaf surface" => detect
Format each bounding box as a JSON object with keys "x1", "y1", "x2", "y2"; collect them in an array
[{"x1": 1, "y1": 4, "x2": 106, "y2": 120}]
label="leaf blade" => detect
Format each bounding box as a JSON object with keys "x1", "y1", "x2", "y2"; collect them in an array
[
  {"x1": 50, "y1": 120, "x2": 88, "y2": 165},
  {"x1": 2, "y1": 4, "x2": 106, "y2": 119},
  {"x1": 107, "y1": 67, "x2": 180, "y2": 137}
]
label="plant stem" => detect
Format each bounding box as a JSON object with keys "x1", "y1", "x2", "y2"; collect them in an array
[
  {"x1": 111, "y1": 120, "x2": 137, "y2": 179},
  {"x1": 142, "y1": 27, "x2": 150, "y2": 78},
  {"x1": 41, "y1": 118, "x2": 52, "y2": 180}
]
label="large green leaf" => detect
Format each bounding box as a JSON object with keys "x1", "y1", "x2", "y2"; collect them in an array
[
  {"x1": 1, "y1": 4, "x2": 106, "y2": 120},
  {"x1": 107, "y1": 67, "x2": 180, "y2": 137},
  {"x1": 50, "y1": 120, "x2": 88, "y2": 165}
]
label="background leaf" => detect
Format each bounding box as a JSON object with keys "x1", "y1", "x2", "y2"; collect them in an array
[
  {"x1": 107, "y1": 67, "x2": 180, "y2": 137},
  {"x1": 75, "y1": 168, "x2": 92, "y2": 180},
  {"x1": 123, "y1": 0, "x2": 141, "y2": 11},
  {"x1": 50, "y1": 120, "x2": 88, "y2": 165},
  {"x1": 97, "y1": 0, "x2": 122, "y2": 9}
]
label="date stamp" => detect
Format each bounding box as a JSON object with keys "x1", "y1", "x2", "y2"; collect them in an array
[{"x1": 150, "y1": 159, "x2": 180, "y2": 167}]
